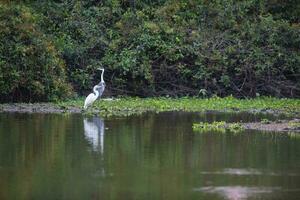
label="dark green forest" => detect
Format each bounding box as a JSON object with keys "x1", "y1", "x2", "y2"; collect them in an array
[{"x1": 0, "y1": 0, "x2": 299, "y2": 102}]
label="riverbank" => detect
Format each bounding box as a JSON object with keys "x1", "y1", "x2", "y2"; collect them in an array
[
  {"x1": 1, "y1": 97, "x2": 299, "y2": 132},
  {"x1": 0, "y1": 97, "x2": 299, "y2": 117}
]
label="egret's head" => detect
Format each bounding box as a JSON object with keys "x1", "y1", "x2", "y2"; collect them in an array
[{"x1": 97, "y1": 68, "x2": 104, "y2": 71}]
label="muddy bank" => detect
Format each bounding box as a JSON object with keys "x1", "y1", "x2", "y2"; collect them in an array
[
  {"x1": 243, "y1": 119, "x2": 300, "y2": 132},
  {"x1": 0, "y1": 103, "x2": 84, "y2": 113}
]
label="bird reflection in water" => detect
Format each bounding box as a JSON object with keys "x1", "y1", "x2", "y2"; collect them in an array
[{"x1": 83, "y1": 116, "x2": 105, "y2": 154}]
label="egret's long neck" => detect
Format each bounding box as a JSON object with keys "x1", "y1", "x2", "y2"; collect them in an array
[
  {"x1": 101, "y1": 69, "x2": 104, "y2": 83},
  {"x1": 93, "y1": 86, "x2": 99, "y2": 97}
]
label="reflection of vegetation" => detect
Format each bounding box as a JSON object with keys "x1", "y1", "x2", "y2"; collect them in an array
[
  {"x1": 288, "y1": 132, "x2": 300, "y2": 139},
  {"x1": 0, "y1": 113, "x2": 111, "y2": 199},
  {"x1": 0, "y1": 112, "x2": 300, "y2": 199},
  {"x1": 57, "y1": 96, "x2": 300, "y2": 117},
  {"x1": 193, "y1": 121, "x2": 244, "y2": 133}
]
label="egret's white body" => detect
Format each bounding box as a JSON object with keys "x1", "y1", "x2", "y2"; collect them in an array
[
  {"x1": 84, "y1": 85, "x2": 100, "y2": 109},
  {"x1": 83, "y1": 68, "x2": 105, "y2": 110}
]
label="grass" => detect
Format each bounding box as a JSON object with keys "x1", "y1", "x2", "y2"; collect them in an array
[{"x1": 56, "y1": 96, "x2": 300, "y2": 117}]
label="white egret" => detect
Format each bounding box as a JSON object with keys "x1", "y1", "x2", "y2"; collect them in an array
[
  {"x1": 83, "y1": 68, "x2": 105, "y2": 109},
  {"x1": 84, "y1": 85, "x2": 101, "y2": 109}
]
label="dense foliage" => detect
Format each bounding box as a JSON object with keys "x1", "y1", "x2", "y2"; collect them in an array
[
  {"x1": 0, "y1": 0, "x2": 299, "y2": 102},
  {"x1": 0, "y1": 4, "x2": 73, "y2": 102}
]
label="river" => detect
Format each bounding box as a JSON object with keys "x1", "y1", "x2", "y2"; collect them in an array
[{"x1": 0, "y1": 112, "x2": 299, "y2": 200}]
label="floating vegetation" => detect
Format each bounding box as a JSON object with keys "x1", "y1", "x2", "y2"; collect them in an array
[
  {"x1": 288, "y1": 121, "x2": 300, "y2": 128},
  {"x1": 1, "y1": 97, "x2": 299, "y2": 118},
  {"x1": 261, "y1": 118, "x2": 272, "y2": 124},
  {"x1": 193, "y1": 121, "x2": 227, "y2": 133},
  {"x1": 192, "y1": 121, "x2": 244, "y2": 133},
  {"x1": 287, "y1": 121, "x2": 300, "y2": 132},
  {"x1": 227, "y1": 123, "x2": 245, "y2": 133},
  {"x1": 54, "y1": 96, "x2": 300, "y2": 117}
]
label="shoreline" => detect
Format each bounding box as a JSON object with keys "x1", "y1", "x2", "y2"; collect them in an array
[
  {"x1": 1, "y1": 97, "x2": 299, "y2": 115},
  {"x1": 0, "y1": 101, "x2": 297, "y2": 116},
  {"x1": 1, "y1": 97, "x2": 299, "y2": 133},
  {"x1": 0, "y1": 103, "x2": 83, "y2": 114}
]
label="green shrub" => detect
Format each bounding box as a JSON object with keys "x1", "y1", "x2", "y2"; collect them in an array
[
  {"x1": 0, "y1": 4, "x2": 73, "y2": 102},
  {"x1": 1, "y1": 0, "x2": 299, "y2": 100},
  {"x1": 30, "y1": 1, "x2": 115, "y2": 94},
  {"x1": 99, "y1": 0, "x2": 300, "y2": 97}
]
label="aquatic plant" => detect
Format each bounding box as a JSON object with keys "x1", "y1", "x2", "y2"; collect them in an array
[
  {"x1": 56, "y1": 96, "x2": 300, "y2": 117},
  {"x1": 192, "y1": 121, "x2": 244, "y2": 133},
  {"x1": 288, "y1": 122, "x2": 300, "y2": 129},
  {"x1": 227, "y1": 123, "x2": 245, "y2": 133},
  {"x1": 193, "y1": 121, "x2": 227, "y2": 133},
  {"x1": 261, "y1": 118, "x2": 272, "y2": 124}
]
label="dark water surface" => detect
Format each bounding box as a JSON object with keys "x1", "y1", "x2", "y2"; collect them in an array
[{"x1": 0, "y1": 112, "x2": 299, "y2": 200}]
